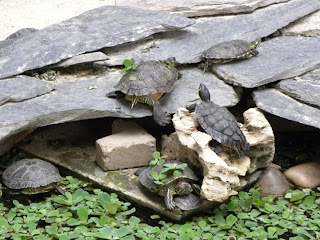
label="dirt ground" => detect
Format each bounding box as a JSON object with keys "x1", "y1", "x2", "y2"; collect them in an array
[{"x1": 0, "y1": 0, "x2": 116, "y2": 40}]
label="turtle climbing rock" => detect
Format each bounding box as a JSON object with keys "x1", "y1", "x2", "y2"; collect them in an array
[
  {"x1": 190, "y1": 83, "x2": 250, "y2": 153},
  {"x1": 2, "y1": 158, "x2": 65, "y2": 195},
  {"x1": 107, "y1": 59, "x2": 179, "y2": 126},
  {"x1": 138, "y1": 160, "x2": 200, "y2": 210},
  {"x1": 201, "y1": 39, "x2": 261, "y2": 64}
]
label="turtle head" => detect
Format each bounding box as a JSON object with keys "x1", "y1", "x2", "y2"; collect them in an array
[
  {"x1": 175, "y1": 181, "x2": 192, "y2": 195},
  {"x1": 199, "y1": 83, "x2": 211, "y2": 102},
  {"x1": 250, "y1": 39, "x2": 261, "y2": 50}
]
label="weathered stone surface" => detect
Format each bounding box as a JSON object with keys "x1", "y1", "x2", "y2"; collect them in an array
[
  {"x1": 242, "y1": 108, "x2": 275, "y2": 173},
  {"x1": 284, "y1": 161, "x2": 320, "y2": 189},
  {"x1": 255, "y1": 166, "x2": 290, "y2": 196},
  {"x1": 17, "y1": 120, "x2": 216, "y2": 220},
  {"x1": 0, "y1": 5, "x2": 194, "y2": 80},
  {"x1": 103, "y1": 0, "x2": 320, "y2": 66},
  {"x1": 171, "y1": 107, "x2": 273, "y2": 202},
  {"x1": 54, "y1": 52, "x2": 109, "y2": 68},
  {"x1": 0, "y1": 68, "x2": 239, "y2": 148},
  {"x1": 253, "y1": 88, "x2": 320, "y2": 129},
  {"x1": 5, "y1": 28, "x2": 38, "y2": 40},
  {"x1": 96, "y1": 120, "x2": 156, "y2": 171},
  {"x1": 212, "y1": 37, "x2": 320, "y2": 88},
  {"x1": 0, "y1": 75, "x2": 55, "y2": 106},
  {"x1": 282, "y1": 10, "x2": 320, "y2": 37},
  {"x1": 117, "y1": 0, "x2": 289, "y2": 17},
  {"x1": 276, "y1": 68, "x2": 320, "y2": 107}
]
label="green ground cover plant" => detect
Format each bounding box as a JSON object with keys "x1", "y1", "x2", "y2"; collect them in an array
[{"x1": 0, "y1": 175, "x2": 319, "y2": 240}]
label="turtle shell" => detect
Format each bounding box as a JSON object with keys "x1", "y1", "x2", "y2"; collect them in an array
[
  {"x1": 115, "y1": 60, "x2": 179, "y2": 97},
  {"x1": 201, "y1": 40, "x2": 258, "y2": 63},
  {"x1": 138, "y1": 160, "x2": 199, "y2": 197},
  {"x1": 195, "y1": 101, "x2": 249, "y2": 152},
  {"x1": 2, "y1": 158, "x2": 61, "y2": 191},
  {"x1": 173, "y1": 193, "x2": 202, "y2": 211}
]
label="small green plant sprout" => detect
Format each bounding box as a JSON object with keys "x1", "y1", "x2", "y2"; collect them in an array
[
  {"x1": 162, "y1": 162, "x2": 187, "y2": 177},
  {"x1": 122, "y1": 58, "x2": 138, "y2": 74},
  {"x1": 160, "y1": 59, "x2": 175, "y2": 70},
  {"x1": 149, "y1": 151, "x2": 167, "y2": 166}
]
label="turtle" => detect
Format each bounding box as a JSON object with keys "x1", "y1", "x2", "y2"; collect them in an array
[
  {"x1": 2, "y1": 158, "x2": 65, "y2": 195},
  {"x1": 200, "y1": 39, "x2": 261, "y2": 71},
  {"x1": 106, "y1": 59, "x2": 179, "y2": 126},
  {"x1": 138, "y1": 160, "x2": 200, "y2": 210},
  {"x1": 188, "y1": 83, "x2": 250, "y2": 153},
  {"x1": 173, "y1": 192, "x2": 202, "y2": 211}
]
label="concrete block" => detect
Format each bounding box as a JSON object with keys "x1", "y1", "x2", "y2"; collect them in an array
[{"x1": 96, "y1": 120, "x2": 156, "y2": 171}]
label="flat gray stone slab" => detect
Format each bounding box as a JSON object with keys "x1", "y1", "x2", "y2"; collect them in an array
[
  {"x1": 0, "y1": 75, "x2": 55, "y2": 106},
  {"x1": 54, "y1": 52, "x2": 109, "y2": 68},
  {"x1": 0, "y1": 6, "x2": 194, "y2": 80},
  {"x1": 103, "y1": 0, "x2": 320, "y2": 66},
  {"x1": 212, "y1": 36, "x2": 320, "y2": 88},
  {"x1": 117, "y1": 0, "x2": 289, "y2": 17},
  {"x1": 276, "y1": 68, "x2": 320, "y2": 107},
  {"x1": 17, "y1": 121, "x2": 216, "y2": 220},
  {"x1": 0, "y1": 68, "x2": 239, "y2": 145},
  {"x1": 253, "y1": 89, "x2": 320, "y2": 129}
]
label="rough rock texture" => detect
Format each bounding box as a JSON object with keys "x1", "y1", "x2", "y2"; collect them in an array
[
  {"x1": 103, "y1": 0, "x2": 320, "y2": 66},
  {"x1": 253, "y1": 89, "x2": 320, "y2": 129},
  {"x1": 282, "y1": 10, "x2": 320, "y2": 37},
  {"x1": 0, "y1": 75, "x2": 55, "y2": 106},
  {"x1": 54, "y1": 52, "x2": 109, "y2": 68},
  {"x1": 171, "y1": 107, "x2": 273, "y2": 202},
  {"x1": 96, "y1": 120, "x2": 156, "y2": 171},
  {"x1": 212, "y1": 37, "x2": 320, "y2": 88},
  {"x1": 276, "y1": 68, "x2": 320, "y2": 108},
  {"x1": 284, "y1": 162, "x2": 320, "y2": 188},
  {"x1": 117, "y1": 0, "x2": 290, "y2": 17},
  {"x1": 255, "y1": 166, "x2": 290, "y2": 196},
  {"x1": 0, "y1": 68, "x2": 239, "y2": 152},
  {"x1": 242, "y1": 108, "x2": 275, "y2": 173},
  {"x1": 0, "y1": 5, "x2": 194, "y2": 79}
]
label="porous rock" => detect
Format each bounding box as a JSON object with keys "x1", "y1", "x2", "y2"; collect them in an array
[
  {"x1": 169, "y1": 107, "x2": 274, "y2": 202},
  {"x1": 0, "y1": 5, "x2": 194, "y2": 79},
  {"x1": 255, "y1": 166, "x2": 290, "y2": 196},
  {"x1": 96, "y1": 120, "x2": 156, "y2": 171},
  {"x1": 242, "y1": 108, "x2": 275, "y2": 173},
  {"x1": 284, "y1": 161, "x2": 320, "y2": 188}
]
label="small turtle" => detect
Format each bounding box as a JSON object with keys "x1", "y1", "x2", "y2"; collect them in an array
[
  {"x1": 189, "y1": 83, "x2": 249, "y2": 153},
  {"x1": 202, "y1": 39, "x2": 261, "y2": 64},
  {"x1": 2, "y1": 158, "x2": 64, "y2": 195},
  {"x1": 173, "y1": 192, "x2": 202, "y2": 211},
  {"x1": 138, "y1": 160, "x2": 200, "y2": 210},
  {"x1": 107, "y1": 59, "x2": 179, "y2": 126}
]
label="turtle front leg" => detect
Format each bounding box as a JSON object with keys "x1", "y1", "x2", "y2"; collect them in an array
[
  {"x1": 164, "y1": 188, "x2": 176, "y2": 210},
  {"x1": 153, "y1": 100, "x2": 171, "y2": 126}
]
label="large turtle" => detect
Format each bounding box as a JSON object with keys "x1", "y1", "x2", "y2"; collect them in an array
[
  {"x1": 189, "y1": 83, "x2": 250, "y2": 153},
  {"x1": 201, "y1": 39, "x2": 261, "y2": 64},
  {"x1": 2, "y1": 158, "x2": 65, "y2": 195},
  {"x1": 138, "y1": 160, "x2": 200, "y2": 210},
  {"x1": 107, "y1": 59, "x2": 179, "y2": 126}
]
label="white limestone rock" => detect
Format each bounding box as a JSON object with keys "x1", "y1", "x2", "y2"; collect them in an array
[
  {"x1": 168, "y1": 107, "x2": 274, "y2": 202},
  {"x1": 96, "y1": 120, "x2": 156, "y2": 171}
]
